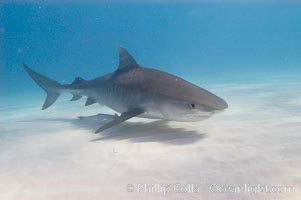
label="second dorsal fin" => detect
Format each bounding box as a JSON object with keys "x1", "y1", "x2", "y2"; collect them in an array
[
  {"x1": 117, "y1": 47, "x2": 139, "y2": 70},
  {"x1": 72, "y1": 77, "x2": 86, "y2": 85}
]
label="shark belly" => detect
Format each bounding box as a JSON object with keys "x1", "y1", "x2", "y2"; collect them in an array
[
  {"x1": 91, "y1": 87, "x2": 164, "y2": 118},
  {"x1": 90, "y1": 86, "x2": 213, "y2": 122}
]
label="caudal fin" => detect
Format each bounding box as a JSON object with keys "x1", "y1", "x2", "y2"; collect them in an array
[{"x1": 23, "y1": 63, "x2": 62, "y2": 110}]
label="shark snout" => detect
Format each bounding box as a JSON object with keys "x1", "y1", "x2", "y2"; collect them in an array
[
  {"x1": 212, "y1": 95, "x2": 228, "y2": 110},
  {"x1": 201, "y1": 94, "x2": 228, "y2": 111}
]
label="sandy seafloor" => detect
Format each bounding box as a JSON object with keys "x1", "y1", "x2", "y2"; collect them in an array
[{"x1": 0, "y1": 79, "x2": 300, "y2": 200}]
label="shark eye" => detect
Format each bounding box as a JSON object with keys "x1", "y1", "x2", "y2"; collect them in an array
[{"x1": 190, "y1": 103, "x2": 195, "y2": 109}]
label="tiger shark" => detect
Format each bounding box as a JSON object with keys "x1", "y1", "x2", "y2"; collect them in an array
[{"x1": 24, "y1": 47, "x2": 228, "y2": 133}]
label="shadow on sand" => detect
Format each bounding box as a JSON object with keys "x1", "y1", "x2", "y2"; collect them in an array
[{"x1": 26, "y1": 115, "x2": 206, "y2": 145}]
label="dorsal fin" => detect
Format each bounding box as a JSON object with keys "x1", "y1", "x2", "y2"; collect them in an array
[
  {"x1": 72, "y1": 77, "x2": 86, "y2": 85},
  {"x1": 118, "y1": 47, "x2": 139, "y2": 70}
]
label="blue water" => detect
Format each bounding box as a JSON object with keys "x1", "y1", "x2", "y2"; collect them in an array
[{"x1": 1, "y1": 3, "x2": 301, "y2": 102}]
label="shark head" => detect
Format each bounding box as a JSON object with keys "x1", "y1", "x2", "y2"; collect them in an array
[{"x1": 156, "y1": 87, "x2": 228, "y2": 122}]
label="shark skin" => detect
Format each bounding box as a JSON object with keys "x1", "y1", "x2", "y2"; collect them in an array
[{"x1": 24, "y1": 47, "x2": 228, "y2": 133}]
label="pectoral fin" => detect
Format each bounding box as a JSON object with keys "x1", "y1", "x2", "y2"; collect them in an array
[{"x1": 95, "y1": 108, "x2": 143, "y2": 133}]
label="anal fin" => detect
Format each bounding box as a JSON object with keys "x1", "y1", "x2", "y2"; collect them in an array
[
  {"x1": 85, "y1": 97, "x2": 97, "y2": 106},
  {"x1": 70, "y1": 94, "x2": 82, "y2": 101},
  {"x1": 95, "y1": 108, "x2": 143, "y2": 133}
]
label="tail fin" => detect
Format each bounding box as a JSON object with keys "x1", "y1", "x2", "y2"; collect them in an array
[{"x1": 23, "y1": 63, "x2": 62, "y2": 110}]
